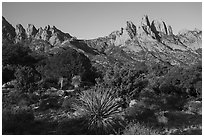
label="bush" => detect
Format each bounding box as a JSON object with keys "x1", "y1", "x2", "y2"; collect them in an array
[
  {"x1": 123, "y1": 122, "x2": 159, "y2": 135},
  {"x1": 158, "y1": 63, "x2": 202, "y2": 98},
  {"x1": 15, "y1": 66, "x2": 41, "y2": 93},
  {"x1": 44, "y1": 47, "x2": 96, "y2": 83},
  {"x1": 125, "y1": 104, "x2": 155, "y2": 123},
  {"x1": 61, "y1": 96, "x2": 77, "y2": 111},
  {"x1": 139, "y1": 88, "x2": 187, "y2": 111},
  {"x1": 102, "y1": 63, "x2": 148, "y2": 101},
  {"x1": 2, "y1": 43, "x2": 37, "y2": 66},
  {"x1": 39, "y1": 77, "x2": 59, "y2": 89},
  {"x1": 72, "y1": 85, "x2": 125, "y2": 134},
  {"x1": 39, "y1": 96, "x2": 61, "y2": 111}
]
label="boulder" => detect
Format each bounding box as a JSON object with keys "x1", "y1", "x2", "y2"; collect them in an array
[
  {"x1": 129, "y1": 99, "x2": 138, "y2": 107},
  {"x1": 2, "y1": 80, "x2": 16, "y2": 88},
  {"x1": 184, "y1": 101, "x2": 202, "y2": 115}
]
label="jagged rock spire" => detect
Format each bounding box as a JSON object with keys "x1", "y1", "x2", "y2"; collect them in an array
[
  {"x1": 126, "y1": 21, "x2": 137, "y2": 39},
  {"x1": 15, "y1": 24, "x2": 26, "y2": 43},
  {"x1": 27, "y1": 24, "x2": 37, "y2": 38}
]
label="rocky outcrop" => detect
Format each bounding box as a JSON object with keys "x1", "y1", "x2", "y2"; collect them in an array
[
  {"x1": 29, "y1": 39, "x2": 52, "y2": 53},
  {"x1": 168, "y1": 25, "x2": 173, "y2": 35},
  {"x1": 140, "y1": 15, "x2": 174, "y2": 41},
  {"x1": 109, "y1": 21, "x2": 138, "y2": 46},
  {"x1": 26, "y1": 24, "x2": 37, "y2": 38},
  {"x1": 15, "y1": 24, "x2": 26, "y2": 43},
  {"x1": 35, "y1": 27, "x2": 43, "y2": 39},
  {"x1": 141, "y1": 15, "x2": 151, "y2": 27},
  {"x1": 35, "y1": 25, "x2": 72, "y2": 46},
  {"x1": 177, "y1": 29, "x2": 202, "y2": 50},
  {"x1": 35, "y1": 25, "x2": 52, "y2": 41},
  {"x1": 126, "y1": 21, "x2": 137, "y2": 39},
  {"x1": 3, "y1": 16, "x2": 72, "y2": 47},
  {"x1": 2, "y1": 16, "x2": 16, "y2": 43}
]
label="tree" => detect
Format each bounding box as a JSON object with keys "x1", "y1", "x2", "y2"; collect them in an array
[
  {"x1": 2, "y1": 43, "x2": 37, "y2": 66},
  {"x1": 15, "y1": 66, "x2": 41, "y2": 93},
  {"x1": 44, "y1": 47, "x2": 95, "y2": 84}
]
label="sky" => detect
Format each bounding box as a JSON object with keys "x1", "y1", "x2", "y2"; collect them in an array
[{"x1": 2, "y1": 2, "x2": 202, "y2": 39}]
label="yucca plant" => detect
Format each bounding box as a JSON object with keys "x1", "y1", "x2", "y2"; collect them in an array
[{"x1": 73, "y1": 86, "x2": 125, "y2": 134}]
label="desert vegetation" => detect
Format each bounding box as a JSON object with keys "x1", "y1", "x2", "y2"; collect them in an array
[{"x1": 2, "y1": 41, "x2": 202, "y2": 135}]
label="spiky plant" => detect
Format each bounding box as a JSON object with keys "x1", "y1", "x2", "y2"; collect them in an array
[{"x1": 73, "y1": 86, "x2": 125, "y2": 134}]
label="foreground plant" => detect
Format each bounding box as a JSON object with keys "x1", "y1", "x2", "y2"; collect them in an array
[
  {"x1": 73, "y1": 86, "x2": 125, "y2": 134},
  {"x1": 123, "y1": 122, "x2": 160, "y2": 135}
]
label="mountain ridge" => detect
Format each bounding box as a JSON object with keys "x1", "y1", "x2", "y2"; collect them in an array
[{"x1": 2, "y1": 15, "x2": 202, "y2": 67}]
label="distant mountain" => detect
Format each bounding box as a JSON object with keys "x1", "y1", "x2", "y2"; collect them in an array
[{"x1": 2, "y1": 15, "x2": 202, "y2": 67}]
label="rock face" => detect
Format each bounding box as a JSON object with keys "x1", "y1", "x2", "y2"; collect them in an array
[
  {"x1": 2, "y1": 17, "x2": 16, "y2": 43},
  {"x1": 15, "y1": 24, "x2": 26, "y2": 43},
  {"x1": 126, "y1": 21, "x2": 137, "y2": 39},
  {"x1": 35, "y1": 25, "x2": 72, "y2": 46},
  {"x1": 178, "y1": 29, "x2": 202, "y2": 50},
  {"x1": 110, "y1": 21, "x2": 138, "y2": 47},
  {"x1": 26, "y1": 24, "x2": 37, "y2": 38}
]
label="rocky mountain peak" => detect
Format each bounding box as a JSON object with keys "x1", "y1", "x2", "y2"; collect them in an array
[
  {"x1": 27, "y1": 24, "x2": 37, "y2": 38},
  {"x1": 125, "y1": 21, "x2": 137, "y2": 39},
  {"x1": 141, "y1": 15, "x2": 151, "y2": 27}
]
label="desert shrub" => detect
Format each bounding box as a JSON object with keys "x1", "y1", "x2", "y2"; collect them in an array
[
  {"x1": 123, "y1": 122, "x2": 159, "y2": 135},
  {"x1": 2, "y1": 106, "x2": 34, "y2": 134},
  {"x1": 2, "y1": 89, "x2": 30, "y2": 108},
  {"x1": 15, "y1": 66, "x2": 41, "y2": 93},
  {"x1": 72, "y1": 85, "x2": 125, "y2": 134},
  {"x1": 158, "y1": 63, "x2": 202, "y2": 98},
  {"x1": 139, "y1": 88, "x2": 187, "y2": 111},
  {"x1": 149, "y1": 63, "x2": 171, "y2": 76},
  {"x1": 124, "y1": 104, "x2": 156, "y2": 123},
  {"x1": 39, "y1": 77, "x2": 59, "y2": 89},
  {"x1": 39, "y1": 96, "x2": 61, "y2": 111},
  {"x1": 102, "y1": 63, "x2": 148, "y2": 101},
  {"x1": 43, "y1": 47, "x2": 96, "y2": 84},
  {"x1": 61, "y1": 96, "x2": 77, "y2": 111},
  {"x1": 2, "y1": 43, "x2": 37, "y2": 66}
]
